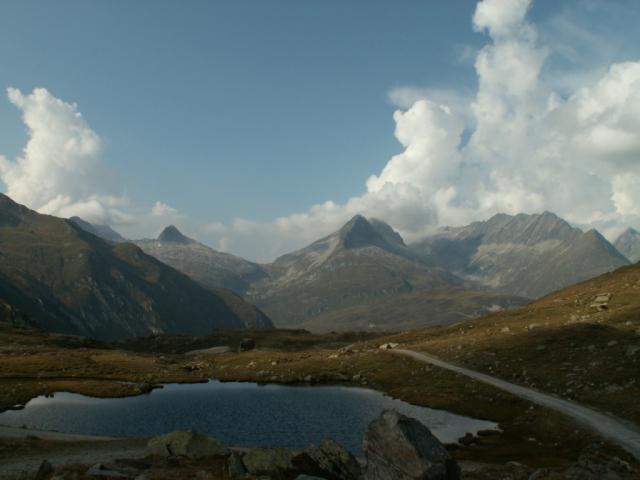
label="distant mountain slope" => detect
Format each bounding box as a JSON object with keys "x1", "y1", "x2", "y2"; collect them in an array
[
  {"x1": 246, "y1": 215, "x2": 526, "y2": 330},
  {"x1": 411, "y1": 212, "x2": 629, "y2": 299},
  {"x1": 0, "y1": 194, "x2": 272, "y2": 340},
  {"x1": 614, "y1": 228, "x2": 640, "y2": 263},
  {"x1": 68, "y1": 216, "x2": 125, "y2": 242},
  {"x1": 135, "y1": 226, "x2": 268, "y2": 293}
]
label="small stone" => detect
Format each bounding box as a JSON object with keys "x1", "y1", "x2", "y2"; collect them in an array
[
  {"x1": 458, "y1": 433, "x2": 477, "y2": 446},
  {"x1": 626, "y1": 345, "x2": 640, "y2": 356},
  {"x1": 528, "y1": 467, "x2": 551, "y2": 480},
  {"x1": 239, "y1": 338, "x2": 256, "y2": 352},
  {"x1": 86, "y1": 463, "x2": 127, "y2": 477},
  {"x1": 34, "y1": 460, "x2": 54, "y2": 480},
  {"x1": 226, "y1": 451, "x2": 247, "y2": 478}
]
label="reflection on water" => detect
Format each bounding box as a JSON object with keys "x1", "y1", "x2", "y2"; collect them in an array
[{"x1": 0, "y1": 380, "x2": 497, "y2": 452}]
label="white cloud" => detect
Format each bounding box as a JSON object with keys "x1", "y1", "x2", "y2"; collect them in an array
[
  {"x1": 151, "y1": 201, "x2": 178, "y2": 217},
  {"x1": 612, "y1": 174, "x2": 640, "y2": 217},
  {"x1": 0, "y1": 87, "x2": 182, "y2": 233},
  {"x1": 0, "y1": 87, "x2": 131, "y2": 225},
  {"x1": 472, "y1": 0, "x2": 532, "y2": 38}
]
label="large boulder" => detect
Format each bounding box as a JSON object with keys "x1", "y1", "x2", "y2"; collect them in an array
[
  {"x1": 146, "y1": 430, "x2": 229, "y2": 459},
  {"x1": 363, "y1": 410, "x2": 459, "y2": 480},
  {"x1": 241, "y1": 447, "x2": 297, "y2": 479},
  {"x1": 292, "y1": 439, "x2": 362, "y2": 480}
]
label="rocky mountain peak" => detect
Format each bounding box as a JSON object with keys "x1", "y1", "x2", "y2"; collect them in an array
[
  {"x1": 158, "y1": 225, "x2": 193, "y2": 244},
  {"x1": 338, "y1": 215, "x2": 389, "y2": 250},
  {"x1": 369, "y1": 218, "x2": 406, "y2": 248},
  {"x1": 614, "y1": 227, "x2": 640, "y2": 263}
]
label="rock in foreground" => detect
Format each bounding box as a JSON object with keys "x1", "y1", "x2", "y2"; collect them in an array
[
  {"x1": 241, "y1": 447, "x2": 297, "y2": 478},
  {"x1": 363, "y1": 410, "x2": 460, "y2": 480},
  {"x1": 146, "y1": 430, "x2": 229, "y2": 459},
  {"x1": 292, "y1": 439, "x2": 362, "y2": 479}
]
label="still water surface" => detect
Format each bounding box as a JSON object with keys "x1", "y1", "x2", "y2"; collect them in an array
[{"x1": 0, "y1": 380, "x2": 497, "y2": 452}]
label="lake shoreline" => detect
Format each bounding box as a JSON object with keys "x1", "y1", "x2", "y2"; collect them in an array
[{"x1": 1, "y1": 326, "x2": 638, "y2": 477}]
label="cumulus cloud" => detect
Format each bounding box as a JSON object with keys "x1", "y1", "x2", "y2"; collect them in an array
[
  {"x1": 0, "y1": 87, "x2": 132, "y2": 225},
  {"x1": 151, "y1": 201, "x2": 178, "y2": 217},
  {"x1": 0, "y1": 87, "x2": 182, "y2": 232},
  {"x1": 199, "y1": 0, "x2": 640, "y2": 261}
]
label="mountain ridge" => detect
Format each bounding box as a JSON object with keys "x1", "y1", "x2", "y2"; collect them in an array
[
  {"x1": 134, "y1": 226, "x2": 268, "y2": 294},
  {"x1": 71, "y1": 210, "x2": 629, "y2": 332},
  {"x1": 0, "y1": 194, "x2": 273, "y2": 340},
  {"x1": 245, "y1": 215, "x2": 525, "y2": 330},
  {"x1": 614, "y1": 227, "x2": 640, "y2": 263},
  {"x1": 411, "y1": 212, "x2": 629, "y2": 298}
]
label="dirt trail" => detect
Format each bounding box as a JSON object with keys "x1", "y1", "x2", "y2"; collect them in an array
[{"x1": 394, "y1": 348, "x2": 640, "y2": 461}]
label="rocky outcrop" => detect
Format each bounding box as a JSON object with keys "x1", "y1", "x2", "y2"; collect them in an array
[
  {"x1": 291, "y1": 439, "x2": 362, "y2": 480},
  {"x1": 363, "y1": 410, "x2": 460, "y2": 480},
  {"x1": 145, "y1": 430, "x2": 229, "y2": 459},
  {"x1": 26, "y1": 418, "x2": 639, "y2": 480},
  {"x1": 241, "y1": 447, "x2": 297, "y2": 479}
]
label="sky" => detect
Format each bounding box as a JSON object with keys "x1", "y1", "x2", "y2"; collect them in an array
[{"x1": 1, "y1": 0, "x2": 640, "y2": 261}]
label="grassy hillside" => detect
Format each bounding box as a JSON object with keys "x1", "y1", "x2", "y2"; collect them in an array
[{"x1": 381, "y1": 262, "x2": 640, "y2": 425}]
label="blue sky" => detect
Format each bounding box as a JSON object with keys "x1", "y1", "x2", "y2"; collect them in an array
[
  {"x1": 0, "y1": 0, "x2": 479, "y2": 222},
  {"x1": 1, "y1": 0, "x2": 640, "y2": 260}
]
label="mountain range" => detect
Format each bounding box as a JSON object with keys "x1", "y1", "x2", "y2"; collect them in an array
[
  {"x1": 0, "y1": 194, "x2": 273, "y2": 341},
  {"x1": 244, "y1": 215, "x2": 525, "y2": 330},
  {"x1": 134, "y1": 226, "x2": 267, "y2": 294},
  {"x1": 61, "y1": 203, "x2": 638, "y2": 333},
  {"x1": 130, "y1": 215, "x2": 524, "y2": 331},
  {"x1": 411, "y1": 212, "x2": 631, "y2": 299}
]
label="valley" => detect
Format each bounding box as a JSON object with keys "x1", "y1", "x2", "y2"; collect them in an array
[
  {"x1": 1, "y1": 193, "x2": 639, "y2": 478},
  {"x1": 1, "y1": 257, "x2": 640, "y2": 478}
]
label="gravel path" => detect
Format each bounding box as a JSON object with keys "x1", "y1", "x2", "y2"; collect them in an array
[{"x1": 394, "y1": 349, "x2": 640, "y2": 460}]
